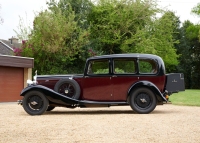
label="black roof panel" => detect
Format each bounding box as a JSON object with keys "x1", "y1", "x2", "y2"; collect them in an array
[{"x1": 88, "y1": 53, "x2": 162, "y2": 60}]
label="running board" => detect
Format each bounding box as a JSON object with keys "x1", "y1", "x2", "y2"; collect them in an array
[{"x1": 78, "y1": 100, "x2": 128, "y2": 106}]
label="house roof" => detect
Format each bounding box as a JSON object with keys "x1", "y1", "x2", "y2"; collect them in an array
[
  {"x1": 0, "y1": 39, "x2": 21, "y2": 49},
  {"x1": 0, "y1": 40, "x2": 13, "y2": 51},
  {"x1": 0, "y1": 54, "x2": 34, "y2": 68},
  {"x1": 0, "y1": 38, "x2": 21, "y2": 55}
]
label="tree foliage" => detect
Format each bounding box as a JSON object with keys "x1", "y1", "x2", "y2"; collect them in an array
[
  {"x1": 88, "y1": 0, "x2": 179, "y2": 70},
  {"x1": 192, "y1": 3, "x2": 200, "y2": 41},
  {"x1": 186, "y1": 23, "x2": 200, "y2": 88},
  {"x1": 47, "y1": 0, "x2": 92, "y2": 29},
  {"x1": 173, "y1": 2, "x2": 200, "y2": 89},
  {"x1": 14, "y1": 15, "x2": 32, "y2": 41},
  {"x1": 174, "y1": 19, "x2": 200, "y2": 89},
  {"x1": 192, "y1": 3, "x2": 200, "y2": 16},
  {"x1": 175, "y1": 3, "x2": 200, "y2": 89},
  {"x1": 175, "y1": 21, "x2": 193, "y2": 88},
  {"x1": 16, "y1": 6, "x2": 90, "y2": 74}
]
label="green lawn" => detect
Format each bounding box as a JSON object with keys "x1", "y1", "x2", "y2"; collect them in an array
[{"x1": 169, "y1": 89, "x2": 200, "y2": 106}]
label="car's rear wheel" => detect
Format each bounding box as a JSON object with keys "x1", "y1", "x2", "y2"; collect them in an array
[
  {"x1": 130, "y1": 88, "x2": 157, "y2": 114},
  {"x1": 22, "y1": 91, "x2": 49, "y2": 115},
  {"x1": 46, "y1": 106, "x2": 55, "y2": 111},
  {"x1": 54, "y1": 79, "x2": 80, "y2": 99}
]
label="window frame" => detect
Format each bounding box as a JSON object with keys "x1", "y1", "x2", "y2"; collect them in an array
[
  {"x1": 138, "y1": 58, "x2": 159, "y2": 75},
  {"x1": 112, "y1": 58, "x2": 137, "y2": 75},
  {"x1": 86, "y1": 59, "x2": 111, "y2": 76}
]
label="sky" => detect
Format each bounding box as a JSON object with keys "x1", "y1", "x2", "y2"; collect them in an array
[{"x1": 0, "y1": 0, "x2": 199, "y2": 40}]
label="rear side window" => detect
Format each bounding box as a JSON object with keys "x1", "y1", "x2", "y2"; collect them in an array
[
  {"x1": 139, "y1": 59, "x2": 158, "y2": 74},
  {"x1": 87, "y1": 59, "x2": 109, "y2": 74},
  {"x1": 114, "y1": 59, "x2": 136, "y2": 74}
]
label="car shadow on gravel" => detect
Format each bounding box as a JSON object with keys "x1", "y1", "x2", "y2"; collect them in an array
[
  {"x1": 43, "y1": 109, "x2": 172, "y2": 115},
  {"x1": 44, "y1": 110, "x2": 135, "y2": 115}
]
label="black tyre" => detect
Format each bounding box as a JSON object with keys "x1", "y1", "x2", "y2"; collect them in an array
[
  {"x1": 130, "y1": 88, "x2": 157, "y2": 114},
  {"x1": 22, "y1": 91, "x2": 49, "y2": 115},
  {"x1": 46, "y1": 106, "x2": 55, "y2": 111},
  {"x1": 54, "y1": 79, "x2": 80, "y2": 99}
]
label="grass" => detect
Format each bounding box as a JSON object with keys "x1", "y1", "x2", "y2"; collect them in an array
[{"x1": 169, "y1": 89, "x2": 200, "y2": 106}]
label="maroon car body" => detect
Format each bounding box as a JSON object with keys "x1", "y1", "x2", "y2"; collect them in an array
[{"x1": 19, "y1": 54, "x2": 185, "y2": 115}]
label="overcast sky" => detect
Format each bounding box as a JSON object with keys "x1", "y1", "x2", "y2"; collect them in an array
[{"x1": 0, "y1": 0, "x2": 199, "y2": 40}]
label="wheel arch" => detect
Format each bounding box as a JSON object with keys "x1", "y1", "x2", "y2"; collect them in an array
[
  {"x1": 127, "y1": 81, "x2": 167, "y2": 102},
  {"x1": 20, "y1": 85, "x2": 79, "y2": 105}
]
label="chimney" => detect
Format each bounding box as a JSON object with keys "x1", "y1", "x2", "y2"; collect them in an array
[{"x1": 9, "y1": 37, "x2": 19, "y2": 44}]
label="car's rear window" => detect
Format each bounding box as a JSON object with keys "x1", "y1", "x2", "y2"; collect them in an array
[{"x1": 139, "y1": 59, "x2": 158, "y2": 74}]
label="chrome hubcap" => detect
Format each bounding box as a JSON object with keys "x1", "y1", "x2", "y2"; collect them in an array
[
  {"x1": 135, "y1": 93, "x2": 151, "y2": 109},
  {"x1": 65, "y1": 89, "x2": 69, "y2": 94},
  {"x1": 31, "y1": 101, "x2": 38, "y2": 105},
  {"x1": 140, "y1": 98, "x2": 147, "y2": 103}
]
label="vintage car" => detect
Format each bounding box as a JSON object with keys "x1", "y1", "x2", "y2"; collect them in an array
[{"x1": 19, "y1": 54, "x2": 185, "y2": 115}]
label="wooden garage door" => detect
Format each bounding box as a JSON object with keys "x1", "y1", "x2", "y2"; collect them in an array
[{"x1": 0, "y1": 66, "x2": 24, "y2": 102}]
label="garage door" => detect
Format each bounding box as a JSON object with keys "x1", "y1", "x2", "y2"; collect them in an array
[{"x1": 0, "y1": 66, "x2": 24, "y2": 102}]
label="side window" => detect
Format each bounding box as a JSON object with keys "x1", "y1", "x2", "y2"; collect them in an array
[
  {"x1": 87, "y1": 59, "x2": 109, "y2": 74},
  {"x1": 114, "y1": 59, "x2": 136, "y2": 74},
  {"x1": 139, "y1": 59, "x2": 158, "y2": 74}
]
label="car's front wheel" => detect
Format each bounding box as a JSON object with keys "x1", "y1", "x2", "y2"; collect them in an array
[
  {"x1": 130, "y1": 88, "x2": 157, "y2": 114},
  {"x1": 22, "y1": 91, "x2": 49, "y2": 115}
]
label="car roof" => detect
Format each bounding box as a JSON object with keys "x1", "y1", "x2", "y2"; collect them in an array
[{"x1": 88, "y1": 53, "x2": 162, "y2": 60}]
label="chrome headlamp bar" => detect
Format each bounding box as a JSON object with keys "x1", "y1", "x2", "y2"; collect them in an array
[{"x1": 27, "y1": 70, "x2": 37, "y2": 86}]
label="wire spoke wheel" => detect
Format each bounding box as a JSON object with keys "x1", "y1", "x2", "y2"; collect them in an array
[
  {"x1": 54, "y1": 79, "x2": 81, "y2": 99},
  {"x1": 58, "y1": 83, "x2": 76, "y2": 98}
]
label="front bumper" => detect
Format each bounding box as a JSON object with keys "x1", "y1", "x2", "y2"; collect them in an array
[{"x1": 17, "y1": 100, "x2": 22, "y2": 105}]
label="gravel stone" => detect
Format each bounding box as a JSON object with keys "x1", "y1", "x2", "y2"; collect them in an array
[{"x1": 0, "y1": 104, "x2": 200, "y2": 143}]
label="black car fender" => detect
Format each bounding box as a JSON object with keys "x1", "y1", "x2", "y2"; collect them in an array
[
  {"x1": 127, "y1": 81, "x2": 167, "y2": 102},
  {"x1": 20, "y1": 85, "x2": 79, "y2": 105}
]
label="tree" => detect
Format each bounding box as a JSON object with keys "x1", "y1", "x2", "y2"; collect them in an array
[
  {"x1": 88, "y1": 0, "x2": 179, "y2": 70},
  {"x1": 47, "y1": 0, "x2": 93, "y2": 29},
  {"x1": 192, "y1": 3, "x2": 200, "y2": 41},
  {"x1": 140, "y1": 11, "x2": 180, "y2": 71},
  {"x1": 46, "y1": 0, "x2": 93, "y2": 73},
  {"x1": 174, "y1": 21, "x2": 193, "y2": 88},
  {"x1": 181, "y1": 3, "x2": 200, "y2": 88},
  {"x1": 186, "y1": 23, "x2": 200, "y2": 89},
  {"x1": 15, "y1": 6, "x2": 90, "y2": 74},
  {"x1": 192, "y1": 3, "x2": 200, "y2": 16},
  {"x1": 14, "y1": 15, "x2": 32, "y2": 41}
]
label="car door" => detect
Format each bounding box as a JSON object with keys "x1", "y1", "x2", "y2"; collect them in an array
[
  {"x1": 111, "y1": 58, "x2": 138, "y2": 101},
  {"x1": 81, "y1": 59, "x2": 113, "y2": 101}
]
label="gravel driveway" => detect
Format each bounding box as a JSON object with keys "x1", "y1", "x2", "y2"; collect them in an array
[{"x1": 0, "y1": 103, "x2": 200, "y2": 143}]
